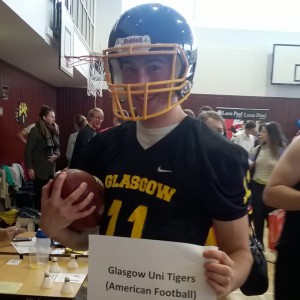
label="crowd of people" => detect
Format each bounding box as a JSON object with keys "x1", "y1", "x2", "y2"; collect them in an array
[
  {"x1": 2, "y1": 3, "x2": 297, "y2": 299},
  {"x1": 12, "y1": 83, "x2": 292, "y2": 299}
]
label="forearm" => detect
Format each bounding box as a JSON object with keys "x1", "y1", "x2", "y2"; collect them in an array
[
  {"x1": 0, "y1": 230, "x2": 10, "y2": 248},
  {"x1": 212, "y1": 216, "x2": 252, "y2": 294},
  {"x1": 44, "y1": 227, "x2": 90, "y2": 251},
  {"x1": 24, "y1": 157, "x2": 33, "y2": 170},
  {"x1": 24, "y1": 147, "x2": 32, "y2": 169},
  {"x1": 24, "y1": 133, "x2": 37, "y2": 169},
  {"x1": 16, "y1": 133, "x2": 27, "y2": 143},
  {"x1": 0, "y1": 241, "x2": 10, "y2": 248},
  {"x1": 227, "y1": 248, "x2": 253, "y2": 291},
  {"x1": 264, "y1": 185, "x2": 300, "y2": 210}
]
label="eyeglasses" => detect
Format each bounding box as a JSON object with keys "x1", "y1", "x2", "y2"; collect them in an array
[{"x1": 93, "y1": 116, "x2": 104, "y2": 120}]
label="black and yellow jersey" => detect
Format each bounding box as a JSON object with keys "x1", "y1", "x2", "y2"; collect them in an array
[{"x1": 79, "y1": 116, "x2": 250, "y2": 246}]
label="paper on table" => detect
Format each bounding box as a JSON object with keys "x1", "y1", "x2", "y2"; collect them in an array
[
  {"x1": 0, "y1": 282, "x2": 23, "y2": 293},
  {"x1": 11, "y1": 237, "x2": 36, "y2": 254},
  {"x1": 11, "y1": 239, "x2": 66, "y2": 255},
  {"x1": 88, "y1": 235, "x2": 217, "y2": 300},
  {"x1": 49, "y1": 273, "x2": 86, "y2": 283},
  {"x1": 65, "y1": 248, "x2": 89, "y2": 255},
  {"x1": 6, "y1": 259, "x2": 22, "y2": 265},
  {"x1": 51, "y1": 248, "x2": 65, "y2": 255}
]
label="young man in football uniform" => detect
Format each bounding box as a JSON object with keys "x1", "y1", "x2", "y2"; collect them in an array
[{"x1": 40, "y1": 4, "x2": 252, "y2": 298}]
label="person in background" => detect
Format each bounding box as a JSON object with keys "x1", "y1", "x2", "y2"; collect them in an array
[
  {"x1": 250, "y1": 121, "x2": 287, "y2": 246},
  {"x1": 69, "y1": 108, "x2": 104, "y2": 168},
  {"x1": 253, "y1": 122, "x2": 264, "y2": 147},
  {"x1": 232, "y1": 120, "x2": 256, "y2": 154},
  {"x1": 0, "y1": 226, "x2": 26, "y2": 248},
  {"x1": 40, "y1": 4, "x2": 252, "y2": 298},
  {"x1": 24, "y1": 105, "x2": 60, "y2": 211},
  {"x1": 183, "y1": 108, "x2": 195, "y2": 118},
  {"x1": 198, "y1": 110, "x2": 227, "y2": 137},
  {"x1": 66, "y1": 114, "x2": 88, "y2": 164},
  {"x1": 112, "y1": 109, "x2": 129, "y2": 126},
  {"x1": 263, "y1": 135, "x2": 300, "y2": 300},
  {"x1": 100, "y1": 110, "x2": 129, "y2": 133},
  {"x1": 16, "y1": 123, "x2": 35, "y2": 144},
  {"x1": 197, "y1": 105, "x2": 214, "y2": 117}
]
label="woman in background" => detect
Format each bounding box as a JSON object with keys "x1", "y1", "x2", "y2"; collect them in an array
[
  {"x1": 24, "y1": 105, "x2": 60, "y2": 211},
  {"x1": 66, "y1": 114, "x2": 87, "y2": 165},
  {"x1": 250, "y1": 121, "x2": 287, "y2": 246}
]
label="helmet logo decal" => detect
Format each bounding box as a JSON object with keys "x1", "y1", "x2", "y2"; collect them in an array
[{"x1": 115, "y1": 35, "x2": 151, "y2": 47}]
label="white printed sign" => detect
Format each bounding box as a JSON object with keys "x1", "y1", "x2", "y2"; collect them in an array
[{"x1": 88, "y1": 235, "x2": 216, "y2": 300}]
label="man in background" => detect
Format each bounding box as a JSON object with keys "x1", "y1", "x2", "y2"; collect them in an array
[
  {"x1": 69, "y1": 108, "x2": 104, "y2": 168},
  {"x1": 232, "y1": 120, "x2": 256, "y2": 154}
]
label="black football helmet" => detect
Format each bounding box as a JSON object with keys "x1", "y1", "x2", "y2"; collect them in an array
[{"x1": 102, "y1": 3, "x2": 197, "y2": 120}]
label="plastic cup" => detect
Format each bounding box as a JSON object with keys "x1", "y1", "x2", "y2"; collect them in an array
[
  {"x1": 29, "y1": 246, "x2": 38, "y2": 269},
  {"x1": 36, "y1": 229, "x2": 51, "y2": 265}
]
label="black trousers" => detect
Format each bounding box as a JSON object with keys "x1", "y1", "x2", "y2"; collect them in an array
[
  {"x1": 251, "y1": 181, "x2": 275, "y2": 245},
  {"x1": 275, "y1": 244, "x2": 300, "y2": 299},
  {"x1": 33, "y1": 177, "x2": 50, "y2": 211}
]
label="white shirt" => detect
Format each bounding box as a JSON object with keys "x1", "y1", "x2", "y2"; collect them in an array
[
  {"x1": 232, "y1": 130, "x2": 254, "y2": 153},
  {"x1": 24, "y1": 123, "x2": 35, "y2": 133},
  {"x1": 252, "y1": 145, "x2": 279, "y2": 184},
  {"x1": 66, "y1": 132, "x2": 78, "y2": 162},
  {"x1": 136, "y1": 122, "x2": 178, "y2": 149}
]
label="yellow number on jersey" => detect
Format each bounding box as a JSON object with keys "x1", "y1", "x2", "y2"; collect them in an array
[{"x1": 106, "y1": 199, "x2": 148, "y2": 238}]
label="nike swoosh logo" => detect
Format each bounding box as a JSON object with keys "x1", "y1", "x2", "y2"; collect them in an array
[{"x1": 157, "y1": 166, "x2": 173, "y2": 173}]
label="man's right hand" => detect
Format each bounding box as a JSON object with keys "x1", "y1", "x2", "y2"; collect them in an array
[{"x1": 39, "y1": 172, "x2": 96, "y2": 250}]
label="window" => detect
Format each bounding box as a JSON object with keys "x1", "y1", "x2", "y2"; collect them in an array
[{"x1": 66, "y1": 0, "x2": 95, "y2": 50}]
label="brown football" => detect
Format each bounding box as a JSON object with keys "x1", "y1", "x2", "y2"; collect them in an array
[{"x1": 52, "y1": 169, "x2": 105, "y2": 232}]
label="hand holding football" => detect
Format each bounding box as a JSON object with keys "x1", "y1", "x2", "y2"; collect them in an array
[{"x1": 52, "y1": 169, "x2": 104, "y2": 232}]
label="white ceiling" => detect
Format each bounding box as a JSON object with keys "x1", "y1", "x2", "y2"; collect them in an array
[{"x1": 0, "y1": 1, "x2": 86, "y2": 88}]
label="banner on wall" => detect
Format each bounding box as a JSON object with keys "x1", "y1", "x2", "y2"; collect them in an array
[{"x1": 216, "y1": 107, "x2": 270, "y2": 139}]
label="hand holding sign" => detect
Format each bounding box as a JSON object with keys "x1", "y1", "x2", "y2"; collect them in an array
[{"x1": 88, "y1": 236, "x2": 217, "y2": 300}]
